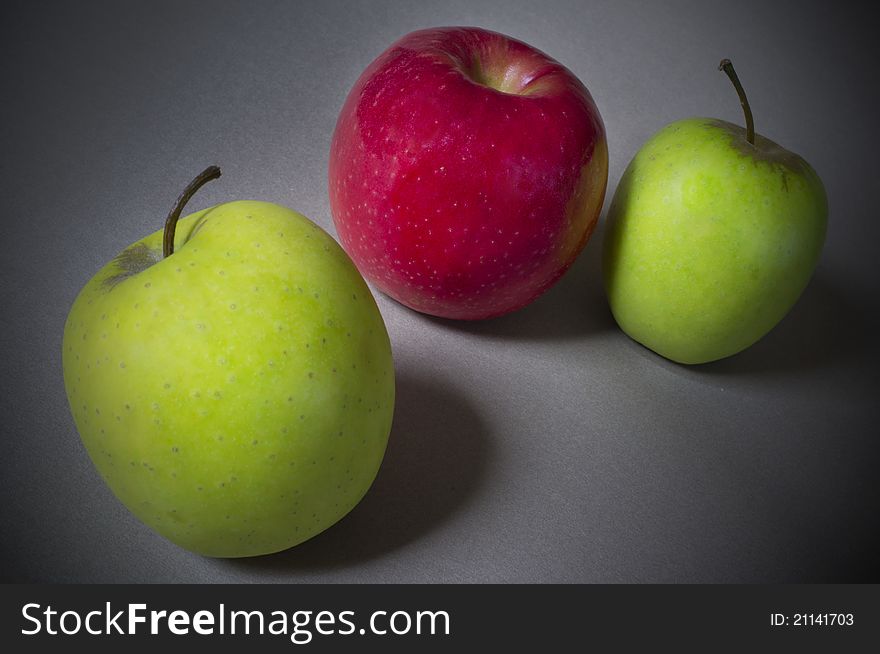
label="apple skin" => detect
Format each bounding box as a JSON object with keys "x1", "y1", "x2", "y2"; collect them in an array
[
  {"x1": 62, "y1": 201, "x2": 395, "y2": 557},
  {"x1": 603, "y1": 118, "x2": 827, "y2": 364},
  {"x1": 329, "y1": 27, "x2": 608, "y2": 320}
]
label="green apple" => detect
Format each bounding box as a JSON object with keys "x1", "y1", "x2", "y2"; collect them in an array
[
  {"x1": 62, "y1": 167, "x2": 395, "y2": 557},
  {"x1": 603, "y1": 60, "x2": 827, "y2": 364}
]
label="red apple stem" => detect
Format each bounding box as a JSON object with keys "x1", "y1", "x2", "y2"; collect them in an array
[
  {"x1": 719, "y1": 59, "x2": 755, "y2": 146},
  {"x1": 163, "y1": 166, "x2": 222, "y2": 258}
]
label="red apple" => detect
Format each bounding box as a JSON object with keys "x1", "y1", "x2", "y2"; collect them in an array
[{"x1": 329, "y1": 26, "x2": 608, "y2": 320}]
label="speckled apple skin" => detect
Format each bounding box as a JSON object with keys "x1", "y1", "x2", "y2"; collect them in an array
[
  {"x1": 603, "y1": 119, "x2": 827, "y2": 364},
  {"x1": 330, "y1": 27, "x2": 607, "y2": 320},
  {"x1": 62, "y1": 201, "x2": 395, "y2": 557}
]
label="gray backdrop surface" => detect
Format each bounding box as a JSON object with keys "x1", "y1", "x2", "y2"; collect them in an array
[{"x1": 2, "y1": 0, "x2": 877, "y2": 583}]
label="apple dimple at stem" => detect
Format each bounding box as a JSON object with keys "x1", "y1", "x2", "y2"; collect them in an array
[
  {"x1": 99, "y1": 167, "x2": 224, "y2": 289},
  {"x1": 444, "y1": 34, "x2": 564, "y2": 96}
]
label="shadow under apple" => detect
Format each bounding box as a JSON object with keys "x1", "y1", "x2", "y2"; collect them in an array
[
  {"x1": 223, "y1": 370, "x2": 490, "y2": 573},
  {"x1": 694, "y1": 274, "x2": 876, "y2": 376},
  {"x1": 613, "y1": 274, "x2": 874, "y2": 377}
]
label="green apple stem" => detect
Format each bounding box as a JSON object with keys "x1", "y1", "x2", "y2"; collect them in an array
[
  {"x1": 163, "y1": 166, "x2": 222, "y2": 258},
  {"x1": 718, "y1": 59, "x2": 755, "y2": 146}
]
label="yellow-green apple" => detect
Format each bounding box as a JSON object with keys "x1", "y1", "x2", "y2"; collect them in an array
[
  {"x1": 62, "y1": 167, "x2": 395, "y2": 557},
  {"x1": 603, "y1": 60, "x2": 827, "y2": 364},
  {"x1": 329, "y1": 27, "x2": 608, "y2": 320}
]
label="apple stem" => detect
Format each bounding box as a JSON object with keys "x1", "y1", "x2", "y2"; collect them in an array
[
  {"x1": 163, "y1": 166, "x2": 222, "y2": 258},
  {"x1": 718, "y1": 59, "x2": 755, "y2": 146}
]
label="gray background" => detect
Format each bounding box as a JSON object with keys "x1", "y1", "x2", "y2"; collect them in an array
[{"x1": 2, "y1": 0, "x2": 878, "y2": 583}]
